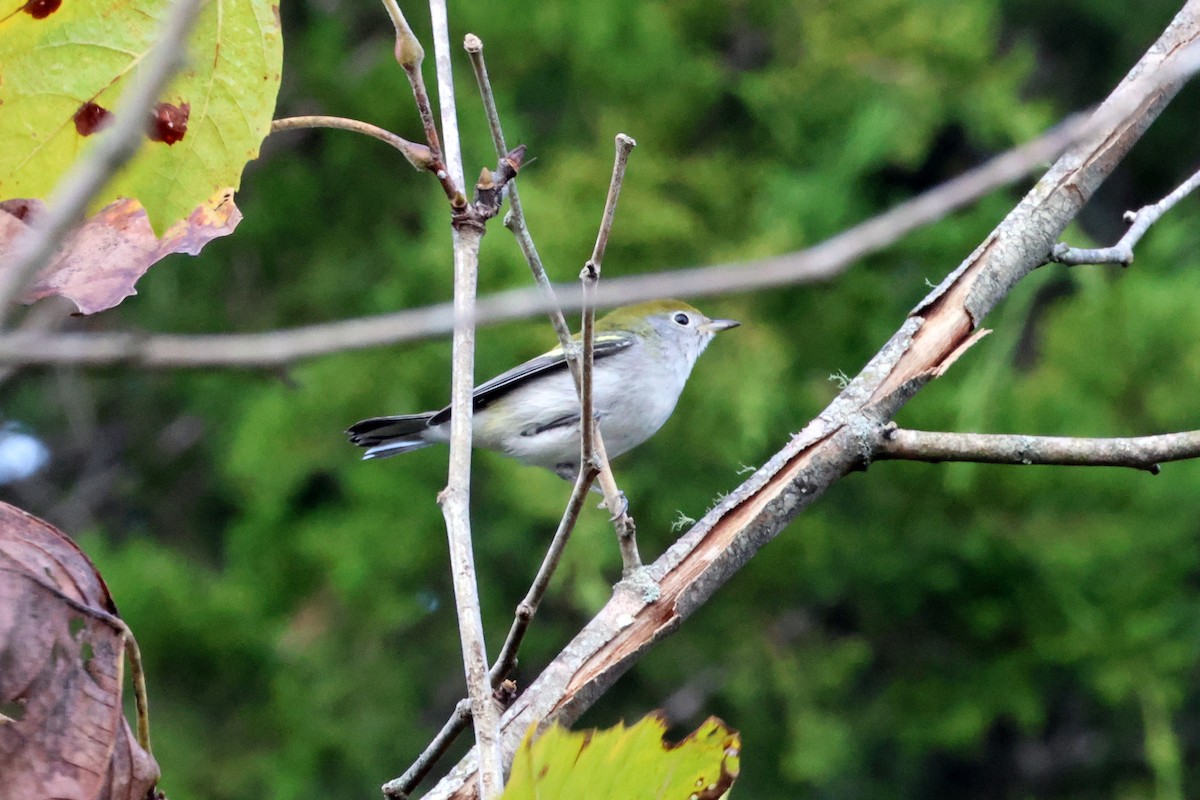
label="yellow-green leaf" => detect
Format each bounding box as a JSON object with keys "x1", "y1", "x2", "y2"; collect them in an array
[
  {"x1": 502, "y1": 715, "x2": 740, "y2": 800},
  {"x1": 0, "y1": 0, "x2": 282, "y2": 234}
]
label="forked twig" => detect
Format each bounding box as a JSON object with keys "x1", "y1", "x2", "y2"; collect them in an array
[
  {"x1": 379, "y1": 0, "x2": 463, "y2": 205},
  {"x1": 1052, "y1": 166, "x2": 1200, "y2": 266}
]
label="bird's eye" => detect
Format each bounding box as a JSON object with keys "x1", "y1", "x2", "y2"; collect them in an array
[{"x1": 673, "y1": 312, "x2": 691, "y2": 326}]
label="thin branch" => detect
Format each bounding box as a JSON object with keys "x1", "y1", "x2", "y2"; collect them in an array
[
  {"x1": 429, "y1": 0, "x2": 465, "y2": 197},
  {"x1": 379, "y1": 0, "x2": 462, "y2": 205},
  {"x1": 462, "y1": 36, "x2": 507, "y2": 173},
  {"x1": 383, "y1": 699, "x2": 472, "y2": 799},
  {"x1": 584, "y1": 134, "x2": 641, "y2": 573},
  {"x1": 579, "y1": 275, "x2": 598, "y2": 468},
  {"x1": 587, "y1": 135, "x2": 635, "y2": 270},
  {"x1": 427, "y1": 1, "x2": 502, "y2": 797},
  {"x1": 0, "y1": 0, "x2": 207, "y2": 328},
  {"x1": 0, "y1": 106, "x2": 1155, "y2": 369},
  {"x1": 462, "y1": 34, "x2": 576, "y2": 354},
  {"x1": 465, "y1": 33, "x2": 642, "y2": 545},
  {"x1": 388, "y1": 42, "x2": 648, "y2": 798},
  {"x1": 490, "y1": 468, "x2": 597, "y2": 685},
  {"x1": 875, "y1": 426, "x2": 1200, "y2": 474},
  {"x1": 1051, "y1": 165, "x2": 1200, "y2": 266},
  {"x1": 437, "y1": 222, "x2": 502, "y2": 800},
  {"x1": 269, "y1": 116, "x2": 435, "y2": 170},
  {"x1": 390, "y1": 56, "x2": 642, "y2": 798}
]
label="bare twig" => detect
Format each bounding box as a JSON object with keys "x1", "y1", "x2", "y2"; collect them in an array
[
  {"x1": 380, "y1": 0, "x2": 462, "y2": 205},
  {"x1": 429, "y1": 0, "x2": 465, "y2": 197},
  {"x1": 1052, "y1": 165, "x2": 1200, "y2": 266},
  {"x1": 584, "y1": 135, "x2": 641, "y2": 573},
  {"x1": 579, "y1": 276, "x2": 598, "y2": 467},
  {"x1": 270, "y1": 116, "x2": 435, "y2": 170},
  {"x1": 383, "y1": 700, "x2": 473, "y2": 798},
  {"x1": 435, "y1": 225, "x2": 499, "y2": 800},
  {"x1": 875, "y1": 426, "x2": 1200, "y2": 474},
  {"x1": 426, "y1": 2, "x2": 502, "y2": 797},
  {"x1": 587, "y1": 135, "x2": 635, "y2": 269},
  {"x1": 466, "y1": 33, "x2": 640, "y2": 561},
  {"x1": 0, "y1": 105, "x2": 1162, "y2": 369},
  {"x1": 0, "y1": 0, "x2": 207, "y2": 328},
  {"x1": 462, "y1": 34, "x2": 576, "y2": 355},
  {"x1": 491, "y1": 468, "x2": 597, "y2": 685}
]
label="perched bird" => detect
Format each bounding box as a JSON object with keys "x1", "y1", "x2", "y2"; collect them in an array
[{"x1": 347, "y1": 300, "x2": 738, "y2": 480}]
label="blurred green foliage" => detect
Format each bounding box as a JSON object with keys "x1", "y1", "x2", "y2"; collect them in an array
[{"x1": 4, "y1": 0, "x2": 1200, "y2": 798}]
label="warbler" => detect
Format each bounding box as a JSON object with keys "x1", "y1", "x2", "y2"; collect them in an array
[{"x1": 347, "y1": 300, "x2": 738, "y2": 480}]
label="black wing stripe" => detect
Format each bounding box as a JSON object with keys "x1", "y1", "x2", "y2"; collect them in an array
[{"x1": 428, "y1": 337, "x2": 634, "y2": 426}]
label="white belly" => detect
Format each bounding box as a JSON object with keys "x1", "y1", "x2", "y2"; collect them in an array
[{"x1": 470, "y1": 350, "x2": 687, "y2": 474}]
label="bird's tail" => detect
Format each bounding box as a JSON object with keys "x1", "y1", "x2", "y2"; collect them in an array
[{"x1": 347, "y1": 413, "x2": 437, "y2": 460}]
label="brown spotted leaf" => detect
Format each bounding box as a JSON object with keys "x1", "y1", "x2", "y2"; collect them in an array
[
  {"x1": 501, "y1": 715, "x2": 740, "y2": 799},
  {"x1": 0, "y1": 501, "x2": 159, "y2": 800},
  {"x1": 0, "y1": 0, "x2": 282, "y2": 234},
  {"x1": 0, "y1": 189, "x2": 240, "y2": 314}
]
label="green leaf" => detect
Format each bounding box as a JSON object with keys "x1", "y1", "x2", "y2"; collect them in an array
[
  {"x1": 0, "y1": 0, "x2": 282, "y2": 233},
  {"x1": 502, "y1": 715, "x2": 740, "y2": 800}
]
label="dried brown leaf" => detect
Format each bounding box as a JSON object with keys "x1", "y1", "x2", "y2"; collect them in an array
[{"x1": 0, "y1": 501, "x2": 159, "y2": 800}]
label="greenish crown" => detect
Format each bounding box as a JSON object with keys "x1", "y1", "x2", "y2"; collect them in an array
[{"x1": 594, "y1": 299, "x2": 701, "y2": 334}]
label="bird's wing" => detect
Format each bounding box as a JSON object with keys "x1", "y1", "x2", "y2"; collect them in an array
[{"x1": 427, "y1": 335, "x2": 635, "y2": 426}]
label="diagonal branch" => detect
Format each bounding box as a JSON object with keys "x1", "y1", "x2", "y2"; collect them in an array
[
  {"x1": 464, "y1": 33, "x2": 576, "y2": 353},
  {"x1": 1, "y1": 104, "x2": 1177, "y2": 369},
  {"x1": 420, "y1": 4, "x2": 1200, "y2": 798}
]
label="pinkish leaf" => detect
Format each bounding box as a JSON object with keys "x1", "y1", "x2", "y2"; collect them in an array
[
  {"x1": 0, "y1": 189, "x2": 240, "y2": 314},
  {"x1": 0, "y1": 501, "x2": 160, "y2": 800}
]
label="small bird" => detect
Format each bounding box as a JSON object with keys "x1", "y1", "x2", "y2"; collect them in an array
[{"x1": 347, "y1": 300, "x2": 738, "y2": 480}]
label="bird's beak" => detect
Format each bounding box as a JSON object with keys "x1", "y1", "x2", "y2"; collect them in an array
[{"x1": 700, "y1": 317, "x2": 740, "y2": 334}]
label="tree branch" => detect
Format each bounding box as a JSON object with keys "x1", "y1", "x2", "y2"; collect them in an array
[
  {"x1": 383, "y1": 44, "x2": 648, "y2": 796},
  {"x1": 1, "y1": 105, "x2": 1169, "y2": 369},
  {"x1": 426, "y1": 1, "x2": 502, "y2": 797},
  {"x1": 463, "y1": 34, "x2": 576, "y2": 375},
  {"x1": 421, "y1": 5, "x2": 1200, "y2": 798},
  {"x1": 874, "y1": 426, "x2": 1200, "y2": 473},
  {"x1": 583, "y1": 134, "x2": 640, "y2": 573},
  {"x1": 429, "y1": 0, "x2": 465, "y2": 198}
]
